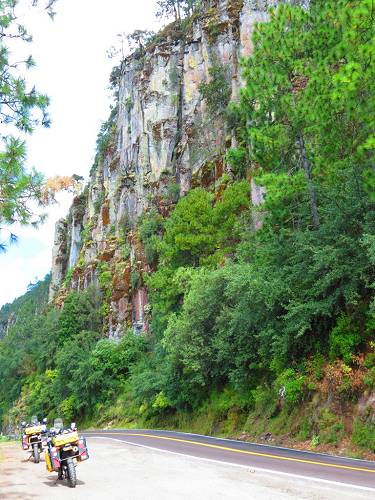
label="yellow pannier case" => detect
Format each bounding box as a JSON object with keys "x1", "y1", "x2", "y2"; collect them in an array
[
  {"x1": 52, "y1": 431, "x2": 79, "y2": 447},
  {"x1": 25, "y1": 425, "x2": 43, "y2": 435},
  {"x1": 45, "y1": 450, "x2": 54, "y2": 472}
]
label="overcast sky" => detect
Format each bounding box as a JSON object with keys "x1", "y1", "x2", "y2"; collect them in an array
[{"x1": 0, "y1": 0, "x2": 162, "y2": 307}]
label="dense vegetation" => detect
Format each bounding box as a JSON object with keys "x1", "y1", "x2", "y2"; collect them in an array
[{"x1": 0, "y1": 0, "x2": 374, "y2": 453}]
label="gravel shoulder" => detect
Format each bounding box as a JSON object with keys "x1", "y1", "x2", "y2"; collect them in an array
[{"x1": 0, "y1": 439, "x2": 373, "y2": 499}]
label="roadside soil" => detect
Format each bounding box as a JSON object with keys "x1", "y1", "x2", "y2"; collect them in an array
[
  {"x1": 0, "y1": 439, "x2": 373, "y2": 499},
  {"x1": 234, "y1": 433, "x2": 375, "y2": 462}
]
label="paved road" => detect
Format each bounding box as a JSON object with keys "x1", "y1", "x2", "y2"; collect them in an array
[
  {"x1": 84, "y1": 429, "x2": 375, "y2": 490},
  {"x1": 3, "y1": 439, "x2": 374, "y2": 499}
]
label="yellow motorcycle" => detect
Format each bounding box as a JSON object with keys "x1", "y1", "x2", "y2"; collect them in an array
[
  {"x1": 45, "y1": 419, "x2": 89, "y2": 488},
  {"x1": 21, "y1": 416, "x2": 48, "y2": 463}
]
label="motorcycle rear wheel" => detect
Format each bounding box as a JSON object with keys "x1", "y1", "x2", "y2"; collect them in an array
[
  {"x1": 66, "y1": 458, "x2": 77, "y2": 488},
  {"x1": 32, "y1": 444, "x2": 40, "y2": 464}
]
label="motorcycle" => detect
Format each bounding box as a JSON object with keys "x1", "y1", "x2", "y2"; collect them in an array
[
  {"x1": 21, "y1": 416, "x2": 48, "y2": 463},
  {"x1": 45, "y1": 418, "x2": 89, "y2": 488}
]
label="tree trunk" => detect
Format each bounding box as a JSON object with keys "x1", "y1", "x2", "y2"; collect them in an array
[{"x1": 297, "y1": 134, "x2": 320, "y2": 228}]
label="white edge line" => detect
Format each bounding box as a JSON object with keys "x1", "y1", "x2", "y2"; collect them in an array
[
  {"x1": 87, "y1": 436, "x2": 375, "y2": 494},
  {"x1": 85, "y1": 429, "x2": 375, "y2": 466}
]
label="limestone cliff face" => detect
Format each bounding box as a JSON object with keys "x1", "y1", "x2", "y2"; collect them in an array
[{"x1": 49, "y1": 0, "x2": 306, "y2": 337}]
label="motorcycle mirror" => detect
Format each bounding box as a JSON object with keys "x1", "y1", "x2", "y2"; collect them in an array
[
  {"x1": 43, "y1": 417, "x2": 47, "y2": 424},
  {"x1": 21, "y1": 421, "x2": 26, "y2": 427},
  {"x1": 71, "y1": 422, "x2": 76, "y2": 429}
]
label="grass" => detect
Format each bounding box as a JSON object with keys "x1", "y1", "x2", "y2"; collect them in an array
[
  {"x1": 0, "y1": 436, "x2": 13, "y2": 443},
  {"x1": 78, "y1": 384, "x2": 375, "y2": 460}
]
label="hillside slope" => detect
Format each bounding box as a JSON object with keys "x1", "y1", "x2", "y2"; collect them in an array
[{"x1": 0, "y1": 0, "x2": 374, "y2": 457}]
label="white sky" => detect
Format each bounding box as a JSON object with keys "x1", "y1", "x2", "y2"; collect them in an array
[{"x1": 0, "y1": 0, "x2": 162, "y2": 306}]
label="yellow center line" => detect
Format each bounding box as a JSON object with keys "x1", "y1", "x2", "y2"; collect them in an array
[{"x1": 85, "y1": 432, "x2": 375, "y2": 474}]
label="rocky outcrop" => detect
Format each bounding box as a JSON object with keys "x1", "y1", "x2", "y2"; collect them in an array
[
  {"x1": 49, "y1": 218, "x2": 68, "y2": 301},
  {"x1": 49, "y1": 0, "x2": 307, "y2": 336}
]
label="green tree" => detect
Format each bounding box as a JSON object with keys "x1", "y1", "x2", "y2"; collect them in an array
[
  {"x1": 199, "y1": 61, "x2": 231, "y2": 116},
  {"x1": 159, "y1": 181, "x2": 249, "y2": 268},
  {"x1": 156, "y1": 0, "x2": 200, "y2": 21},
  {"x1": 57, "y1": 288, "x2": 102, "y2": 345},
  {"x1": 0, "y1": 0, "x2": 57, "y2": 250}
]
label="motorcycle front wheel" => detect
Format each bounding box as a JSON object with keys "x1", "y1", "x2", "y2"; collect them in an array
[
  {"x1": 66, "y1": 458, "x2": 76, "y2": 488},
  {"x1": 32, "y1": 444, "x2": 40, "y2": 464}
]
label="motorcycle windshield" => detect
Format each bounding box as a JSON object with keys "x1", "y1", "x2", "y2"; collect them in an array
[
  {"x1": 54, "y1": 418, "x2": 64, "y2": 431},
  {"x1": 31, "y1": 415, "x2": 38, "y2": 425}
]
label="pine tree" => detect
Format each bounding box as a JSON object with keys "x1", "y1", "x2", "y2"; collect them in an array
[
  {"x1": 232, "y1": 0, "x2": 375, "y2": 229},
  {"x1": 0, "y1": 0, "x2": 57, "y2": 250},
  {"x1": 156, "y1": 0, "x2": 200, "y2": 21}
]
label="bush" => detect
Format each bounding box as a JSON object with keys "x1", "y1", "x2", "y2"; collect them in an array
[
  {"x1": 275, "y1": 369, "x2": 306, "y2": 406},
  {"x1": 152, "y1": 392, "x2": 172, "y2": 411},
  {"x1": 131, "y1": 270, "x2": 141, "y2": 289},
  {"x1": 138, "y1": 209, "x2": 164, "y2": 265},
  {"x1": 226, "y1": 147, "x2": 248, "y2": 179},
  {"x1": 363, "y1": 367, "x2": 375, "y2": 389},
  {"x1": 199, "y1": 61, "x2": 231, "y2": 115},
  {"x1": 329, "y1": 315, "x2": 362, "y2": 364},
  {"x1": 352, "y1": 419, "x2": 375, "y2": 452},
  {"x1": 98, "y1": 263, "x2": 113, "y2": 299},
  {"x1": 296, "y1": 417, "x2": 312, "y2": 440},
  {"x1": 251, "y1": 385, "x2": 277, "y2": 418},
  {"x1": 166, "y1": 183, "x2": 180, "y2": 203},
  {"x1": 318, "y1": 409, "x2": 344, "y2": 445}
]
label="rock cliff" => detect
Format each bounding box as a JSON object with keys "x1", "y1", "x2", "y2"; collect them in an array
[{"x1": 49, "y1": 0, "x2": 306, "y2": 337}]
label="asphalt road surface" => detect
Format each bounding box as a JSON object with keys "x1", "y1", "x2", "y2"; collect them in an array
[
  {"x1": 84, "y1": 429, "x2": 375, "y2": 490},
  {"x1": 1, "y1": 431, "x2": 374, "y2": 499}
]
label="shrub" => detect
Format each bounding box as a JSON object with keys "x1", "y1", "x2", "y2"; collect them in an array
[
  {"x1": 305, "y1": 354, "x2": 325, "y2": 381},
  {"x1": 311, "y1": 435, "x2": 320, "y2": 448},
  {"x1": 152, "y1": 392, "x2": 172, "y2": 411},
  {"x1": 63, "y1": 268, "x2": 73, "y2": 287},
  {"x1": 363, "y1": 367, "x2": 375, "y2": 389},
  {"x1": 318, "y1": 409, "x2": 344, "y2": 445},
  {"x1": 275, "y1": 369, "x2": 307, "y2": 406},
  {"x1": 329, "y1": 315, "x2": 362, "y2": 364},
  {"x1": 226, "y1": 146, "x2": 248, "y2": 179},
  {"x1": 251, "y1": 385, "x2": 277, "y2": 418},
  {"x1": 98, "y1": 263, "x2": 113, "y2": 299},
  {"x1": 296, "y1": 417, "x2": 312, "y2": 440},
  {"x1": 199, "y1": 61, "x2": 231, "y2": 115},
  {"x1": 352, "y1": 419, "x2": 375, "y2": 452},
  {"x1": 138, "y1": 209, "x2": 164, "y2": 265},
  {"x1": 94, "y1": 191, "x2": 105, "y2": 214},
  {"x1": 166, "y1": 182, "x2": 180, "y2": 203},
  {"x1": 121, "y1": 242, "x2": 131, "y2": 260},
  {"x1": 131, "y1": 270, "x2": 141, "y2": 289}
]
